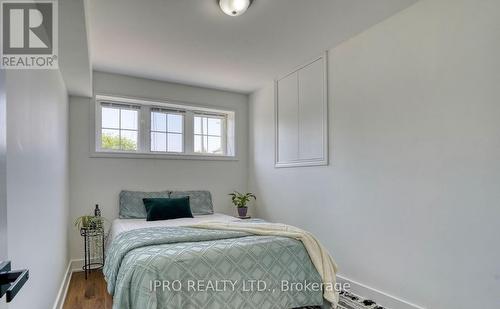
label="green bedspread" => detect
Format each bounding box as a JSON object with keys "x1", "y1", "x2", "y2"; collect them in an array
[{"x1": 104, "y1": 226, "x2": 324, "y2": 309}]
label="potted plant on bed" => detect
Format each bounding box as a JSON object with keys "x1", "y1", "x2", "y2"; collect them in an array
[{"x1": 229, "y1": 191, "x2": 256, "y2": 218}]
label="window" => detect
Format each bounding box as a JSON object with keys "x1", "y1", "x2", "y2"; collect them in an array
[
  {"x1": 94, "y1": 96, "x2": 236, "y2": 159},
  {"x1": 100, "y1": 103, "x2": 140, "y2": 151},
  {"x1": 151, "y1": 109, "x2": 184, "y2": 153},
  {"x1": 194, "y1": 115, "x2": 225, "y2": 155}
]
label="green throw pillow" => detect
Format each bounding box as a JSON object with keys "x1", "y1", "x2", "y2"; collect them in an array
[{"x1": 143, "y1": 197, "x2": 193, "y2": 221}]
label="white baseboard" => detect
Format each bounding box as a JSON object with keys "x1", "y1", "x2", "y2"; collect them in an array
[
  {"x1": 52, "y1": 259, "x2": 85, "y2": 309},
  {"x1": 70, "y1": 259, "x2": 84, "y2": 272},
  {"x1": 336, "y1": 274, "x2": 426, "y2": 309},
  {"x1": 52, "y1": 261, "x2": 72, "y2": 309}
]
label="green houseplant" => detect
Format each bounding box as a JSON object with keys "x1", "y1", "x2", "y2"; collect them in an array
[
  {"x1": 229, "y1": 191, "x2": 256, "y2": 217},
  {"x1": 74, "y1": 214, "x2": 109, "y2": 266},
  {"x1": 74, "y1": 215, "x2": 107, "y2": 230}
]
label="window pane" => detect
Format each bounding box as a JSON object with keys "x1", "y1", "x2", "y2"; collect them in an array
[
  {"x1": 151, "y1": 132, "x2": 166, "y2": 152},
  {"x1": 194, "y1": 116, "x2": 202, "y2": 134},
  {"x1": 167, "y1": 114, "x2": 183, "y2": 133},
  {"x1": 101, "y1": 129, "x2": 120, "y2": 150},
  {"x1": 194, "y1": 134, "x2": 203, "y2": 153},
  {"x1": 207, "y1": 136, "x2": 222, "y2": 154},
  {"x1": 102, "y1": 107, "x2": 119, "y2": 129},
  {"x1": 207, "y1": 118, "x2": 221, "y2": 136},
  {"x1": 120, "y1": 130, "x2": 138, "y2": 151},
  {"x1": 202, "y1": 117, "x2": 208, "y2": 134},
  {"x1": 121, "y1": 109, "x2": 138, "y2": 130},
  {"x1": 151, "y1": 112, "x2": 166, "y2": 132},
  {"x1": 167, "y1": 133, "x2": 183, "y2": 152}
]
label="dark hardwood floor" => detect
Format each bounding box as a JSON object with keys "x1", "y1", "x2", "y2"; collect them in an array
[{"x1": 63, "y1": 271, "x2": 112, "y2": 309}]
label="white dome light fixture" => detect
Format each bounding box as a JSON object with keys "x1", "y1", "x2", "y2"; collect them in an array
[{"x1": 219, "y1": 0, "x2": 253, "y2": 17}]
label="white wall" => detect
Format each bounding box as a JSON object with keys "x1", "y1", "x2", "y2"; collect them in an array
[
  {"x1": 249, "y1": 0, "x2": 500, "y2": 308},
  {"x1": 69, "y1": 72, "x2": 249, "y2": 259},
  {"x1": 0, "y1": 71, "x2": 6, "y2": 263},
  {"x1": 5, "y1": 70, "x2": 69, "y2": 309}
]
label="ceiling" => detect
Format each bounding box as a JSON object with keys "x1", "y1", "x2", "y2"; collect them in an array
[{"x1": 87, "y1": 0, "x2": 417, "y2": 94}]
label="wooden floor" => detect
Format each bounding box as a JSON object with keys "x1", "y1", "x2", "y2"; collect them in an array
[
  {"x1": 63, "y1": 271, "x2": 112, "y2": 309},
  {"x1": 62, "y1": 271, "x2": 340, "y2": 309}
]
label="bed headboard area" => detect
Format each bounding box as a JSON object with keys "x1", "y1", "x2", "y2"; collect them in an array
[{"x1": 119, "y1": 190, "x2": 214, "y2": 219}]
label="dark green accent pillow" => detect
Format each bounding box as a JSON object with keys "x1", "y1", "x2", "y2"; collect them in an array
[{"x1": 142, "y1": 197, "x2": 193, "y2": 221}]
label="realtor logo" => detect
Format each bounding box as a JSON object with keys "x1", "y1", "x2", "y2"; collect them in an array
[{"x1": 1, "y1": 1, "x2": 58, "y2": 69}]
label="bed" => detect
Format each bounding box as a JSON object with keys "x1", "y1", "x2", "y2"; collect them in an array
[{"x1": 103, "y1": 190, "x2": 336, "y2": 309}]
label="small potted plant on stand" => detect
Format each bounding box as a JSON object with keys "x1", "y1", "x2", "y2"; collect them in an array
[
  {"x1": 74, "y1": 205, "x2": 108, "y2": 231},
  {"x1": 74, "y1": 205, "x2": 109, "y2": 279},
  {"x1": 229, "y1": 191, "x2": 256, "y2": 218}
]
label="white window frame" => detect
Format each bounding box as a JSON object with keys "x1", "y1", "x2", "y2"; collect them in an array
[
  {"x1": 91, "y1": 95, "x2": 237, "y2": 160},
  {"x1": 97, "y1": 102, "x2": 141, "y2": 152},
  {"x1": 194, "y1": 113, "x2": 227, "y2": 155},
  {"x1": 150, "y1": 108, "x2": 185, "y2": 153}
]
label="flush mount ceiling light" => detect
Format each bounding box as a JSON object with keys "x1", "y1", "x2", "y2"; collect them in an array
[{"x1": 219, "y1": 0, "x2": 253, "y2": 17}]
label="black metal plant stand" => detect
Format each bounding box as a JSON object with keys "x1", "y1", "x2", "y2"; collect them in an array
[{"x1": 80, "y1": 227, "x2": 105, "y2": 279}]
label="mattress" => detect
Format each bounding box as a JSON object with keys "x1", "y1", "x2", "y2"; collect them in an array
[{"x1": 107, "y1": 213, "x2": 240, "y2": 248}]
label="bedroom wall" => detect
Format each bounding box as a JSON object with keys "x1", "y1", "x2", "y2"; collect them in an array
[
  {"x1": 68, "y1": 72, "x2": 249, "y2": 259},
  {"x1": 249, "y1": 0, "x2": 500, "y2": 308},
  {"x1": 0, "y1": 71, "x2": 6, "y2": 265},
  {"x1": 5, "y1": 70, "x2": 69, "y2": 309}
]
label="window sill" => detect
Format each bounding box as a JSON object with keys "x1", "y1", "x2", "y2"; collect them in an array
[{"x1": 90, "y1": 151, "x2": 238, "y2": 161}]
